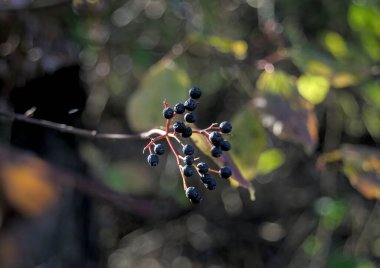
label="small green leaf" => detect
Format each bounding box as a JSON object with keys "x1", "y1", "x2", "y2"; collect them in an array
[
  {"x1": 362, "y1": 81, "x2": 380, "y2": 107},
  {"x1": 363, "y1": 105, "x2": 380, "y2": 139},
  {"x1": 360, "y1": 34, "x2": 380, "y2": 61},
  {"x1": 297, "y1": 74, "x2": 330, "y2": 104},
  {"x1": 323, "y1": 31, "x2": 348, "y2": 59},
  {"x1": 127, "y1": 60, "x2": 190, "y2": 131},
  {"x1": 256, "y1": 149, "x2": 285, "y2": 176},
  {"x1": 303, "y1": 236, "x2": 321, "y2": 257}
]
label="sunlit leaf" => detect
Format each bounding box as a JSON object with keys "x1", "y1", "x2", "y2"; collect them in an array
[
  {"x1": 256, "y1": 149, "x2": 285, "y2": 176},
  {"x1": 323, "y1": 31, "x2": 348, "y2": 59},
  {"x1": 291, "y1": 49, "x2": 360, "y2": 88},
  {"x1": 0, "y1": 156, "x2": 59, "y2": 217},
  {"x1": 297, "y1": 74, "x2": 330, "y2": 104},
  {"x1": 229, "y1": 104, "x2": 267, "y2": 179},
  {"x1": 127, "y1": 60, "x2": 190, "y2": 131}
]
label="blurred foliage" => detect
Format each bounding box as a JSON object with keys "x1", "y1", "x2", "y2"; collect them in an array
[{"x1": 2, "y1": 0, "x2": 380, "y2": 267}]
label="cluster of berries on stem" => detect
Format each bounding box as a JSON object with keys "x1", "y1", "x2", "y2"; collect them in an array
[{"x1": 143, "y1": 87, "x2": 233, "y2": 204}]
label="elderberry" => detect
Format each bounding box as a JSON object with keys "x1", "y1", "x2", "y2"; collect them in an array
[
  {"x1": 174, "y1": 103, "x2": 185, "y2": 114},
  {"x1": 183, "y1": 155, "x2": 194, "y2": 165},
  {"x1": 220, "y1": 140, "x2": 231, "y2": 151},
  {"x1": 173, "y1": 121, "x2": 186, "y2": 133},
  {"x1": 182, "y1": 144, "x2": 195, "y2": 155},
  {"x1": 182, "y1": 126, "x2": 192, "y2": 138},
  {"x1": 189, "y1": 87, "x2": 202, "y2": 99},
  {"x1": 184, "y1": 112, "x2": 196, "y2": 123},
  {"x1": 163, "y1": 107, "x2": 174, "y2": 119},
  {"x1": 219, "y1": 166, "x2": 232, "y2": 179},
  {"x1": 209, "y1": 131, "x2": 223, "y2": 146},
  {"x1": 183, "y1": 165, "x2": 195, "y2": 177},
  {"x1": 219, "y1": 121, "x2": 232, "y2": 133},
  {"x1": 184, "y1": 98, "x2": 197, "y2": 111},
  {"x1": 186, "y1": 187, "x2": 202, "y2": 203},
  {"x1": 197, "y1": 162, "x2": 209, "y2": 174},
  {"x1": 147, "y1": 154, "x2": 159, "y2": 166},
  {"x1": 211, "y1": 146, "x2": 222, "y2": 158},
  {"x1": 153, "y1": 144, "x2": 165, "y2": 155}
]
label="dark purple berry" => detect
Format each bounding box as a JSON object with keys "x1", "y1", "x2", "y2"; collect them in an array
[
  {"x1": 184, "y1": 98, "x2": 197, "y2": 111},
  {"x1": 174, "y1": 103, "x2": 185, "y2": 114},
  {"x1": 211, "y1": 146, "x2": 222, "y2": 158},
  {"x1": 209, "y1": 131, "x2": 223, "y2": 146},
  {"x1": 182, "y1": 144, "x2": 194, "y2": 155},
  {"x1": 163, "y1": 107, "x2": 174, "y2": 119},
  {"x1": 200, "y1": 173, "x2": 216, "y2": 190},
  {"x1": 183, "y1": 155, "x2": 194, "y2": 165},
  {"x1": 219, "y1": 166, "x2": 232, "y2": 179},
  {"x1": 147, "y1": 154, "x2": 159, "y2": 166},
  {"x1": 173, "y1": 121, "x2": 186, "y2": 133},
  {"x1": 183, "y1": 165, "x2": 194, "y2": 177},
  {"x1": 189, "y1": 87, "x2": 202, "y2": 99},
  {"x1": 182, "y1": 126, "x2": 192, "y2": 138},
  {"x1": 153, "y1": 144, "x2": 165, "y2": 155},
  {"x1": 196, "y1": 162, "x2": 209, "y2": 174},
  {"x1": 219, "y1": 121, "x2": 232, "y2": 133},
  {"x1": 186, "y1": 186, "x2": 202, "y2": 204},
  {"x1": 184, "y1": 112, "x2": 196, "y2": 123},
  {"x1": 220, "y1": 140, "x2": 231, "y2": 151}
]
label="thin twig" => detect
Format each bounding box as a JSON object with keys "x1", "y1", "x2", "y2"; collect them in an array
[{"x1": 0, "y1": 110, "x2": 160, "y2": 140}]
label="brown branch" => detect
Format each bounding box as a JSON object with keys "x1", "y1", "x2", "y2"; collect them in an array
[{"x1": 0, "y1": 109, "x2": 162, "y2": 140}]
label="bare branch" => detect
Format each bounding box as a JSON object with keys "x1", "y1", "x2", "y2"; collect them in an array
[{"x1": 0, "y1": 109, "x2": 164, "y2": 140}]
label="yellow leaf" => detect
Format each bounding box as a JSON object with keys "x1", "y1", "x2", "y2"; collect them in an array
[
  {"x1": 331, "y1": 72, "x2": 357, "y2": 88},
  {"x1": 0, "y1": 158, "x2": 59, "y2": 217},
  {"x1": 231, "y1": 40, "x2": 248, "y2": 60}
]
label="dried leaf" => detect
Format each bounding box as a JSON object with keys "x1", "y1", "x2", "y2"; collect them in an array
[
  {"x1": 191, "y1": 132, "x2": 255, "y2": 199},
  {"x1": 319, "y1": 144, "x2": 380, "y2": 200},
  {"x1": 253, "y1": 93, "x2": 318, "y2": 153}
]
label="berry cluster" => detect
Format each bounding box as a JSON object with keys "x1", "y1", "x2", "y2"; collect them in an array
[{"x1": 143, "y1": 87, "x2": 233, "y2": 204}]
